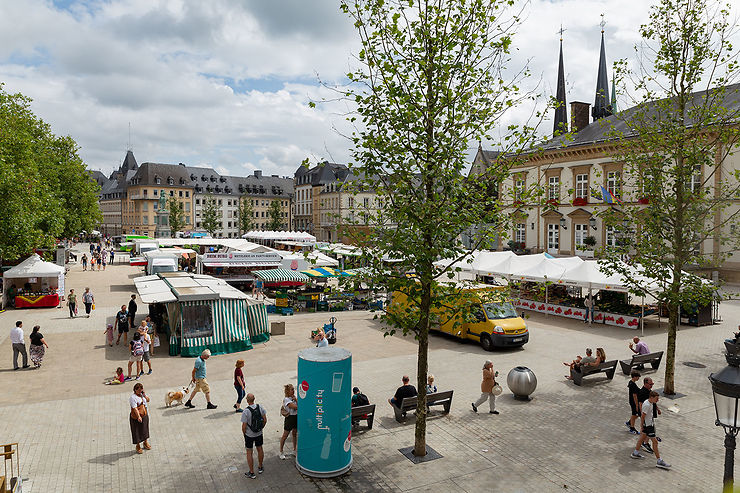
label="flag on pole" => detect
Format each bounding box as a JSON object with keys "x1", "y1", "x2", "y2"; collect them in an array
[{"x1": 600, "y1": 186, "x2": 623, "y2": 205}]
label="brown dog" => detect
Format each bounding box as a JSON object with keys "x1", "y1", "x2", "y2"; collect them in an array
[{"x1": 165, "y1": 386, "x2": 190, "y2": 407}]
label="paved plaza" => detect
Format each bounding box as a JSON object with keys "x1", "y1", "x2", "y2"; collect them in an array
[{"x1": 2, "y1": 251, "x2": 739, "y2": 492}]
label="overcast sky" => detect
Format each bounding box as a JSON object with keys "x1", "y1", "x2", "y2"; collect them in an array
[{"x1": 0, "y1": 0, "x2": 698, "y2": 178}]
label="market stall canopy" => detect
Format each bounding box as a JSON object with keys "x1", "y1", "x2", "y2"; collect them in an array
[
  {"x1": 434, "y1": 250, "x2": 516, "y2": 274},
  {"x1": 133, "y1": 272, "x2": 248, "y2": 304},
  {"x1": 302, "y1": 267, "x2": 357, "y2": 278},
  {"x1": 279, "y1": 251, "x2": 338, "y2": 270},
  {"x1": 3, "y1": 254, "x2": 64, "y2": 278},
  {"x1": 254, "y1": 268, "x2": 310, "y2": 283},
  {"x1": 242, "y1": 230, "x2": 316, "y2": 243},
  {"x1": 511, "y1": 255, "x2": 584, "y2": 282}
]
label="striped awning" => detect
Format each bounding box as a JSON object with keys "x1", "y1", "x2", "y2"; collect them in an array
[
  {"x1": 254, "y1": 268, "x2": 309, "y2": 283},
  {"x1": 302, "y1": 267, "x2": 359, "y2": 277}
]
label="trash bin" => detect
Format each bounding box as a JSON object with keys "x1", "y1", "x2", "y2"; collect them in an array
[
  {"x1": 270, "y1": 321, "x2": 285, "y2": 336},
  {"x1": 506, "y1": 366, "x2": 537, "y2": 401}
]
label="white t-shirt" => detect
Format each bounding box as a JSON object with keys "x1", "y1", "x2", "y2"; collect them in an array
[
  {"x1": 130, "y1": 393, "x2": 147, "y2": 409},
  {"x1": 283, "y1": 396, "x2": 298, "y2": 416},
  {"x1": 140, "y1": 333, "x2": 151, "y2": 352},
  {"x1": 642, "y1": 400, "x2": 655, "y2": 427},
  {"x1": 317, "y1": 338, "x2": 329, "y2": 348},
  {"x1": 10, "y1": 327, "x2": 24, "y2": 344}
]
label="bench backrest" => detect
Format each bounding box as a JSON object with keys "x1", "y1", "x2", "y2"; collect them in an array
[
  {"x1": 400, "y1": 390, "x2": 453, "y2": 408},
  {"x1": 583, "y1": 360, "x2": 617, "y2": 374},
  {"x1": 632, "y1": 351, "x2": 663, "y2": 363},
  {"x1": 351, "y1": 404, "x2": 375, "y2": 416}
]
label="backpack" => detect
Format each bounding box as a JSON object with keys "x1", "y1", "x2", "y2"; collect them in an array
[
  {"x1": 354, "y1": 393, "x2": 369, "y2": 406},
  {"x1": 247, "y1": 404, "x2": 264, "y2": 432},
  {"x1": 131, "y1": 340, "x2": 144, "y2": 357}
]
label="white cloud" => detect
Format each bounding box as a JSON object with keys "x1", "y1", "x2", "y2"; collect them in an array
[{"x1": 0, "y1": 0, "x2": 736, "y2": 180}]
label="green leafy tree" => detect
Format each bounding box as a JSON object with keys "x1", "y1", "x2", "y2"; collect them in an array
[
  {"x1": 168, "y1": 197, "x2": 185, "y2": 236},
  {"x1": 237, "y1": 197, "x2": 255, "y2": 234},
  {"x1": 602, "y1": 0, "x2": 740, "y2": 395},
  {"x1": 201, "y1": 193, "x2": 221, "y2": 237},
  {"x1": 340, "y1": 0, "x2": 536, "y2": 457},
  {"x1": 267, "y1": 199, "x2": 285, "y2": 231},
  {"x1": 0, "y1": 84, "x2": 101, "y2": 260}
]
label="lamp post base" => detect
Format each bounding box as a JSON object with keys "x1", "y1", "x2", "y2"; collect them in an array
[{"x1": 724, "y1": 433, "x2": 736, "y2": 493}]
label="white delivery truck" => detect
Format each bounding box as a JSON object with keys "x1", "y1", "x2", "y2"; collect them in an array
[{"x1": 144, "y1": 250, "x2": 178, "y2": 275}]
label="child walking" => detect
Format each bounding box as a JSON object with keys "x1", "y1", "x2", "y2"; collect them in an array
[{"x1": 104, "y1": 323, "x2": 114, "y2": 347}]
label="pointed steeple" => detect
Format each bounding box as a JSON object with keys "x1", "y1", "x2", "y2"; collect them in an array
[
  {"x1": 592, "y1": 16, "x2": 612, "y2": 121},
  {"x1": 121, "y1": 150, "x2": 138, "y2": 172},
  {"x1": 610, "y1": 70, "x2": 618, "y2": 113},
  {"x1": 553, "y1": 28, "x2": 568, "y2": 137}
]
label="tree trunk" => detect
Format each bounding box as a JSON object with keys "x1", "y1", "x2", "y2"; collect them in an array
[
  {"x1": 664, "y1": 301, "x2": 678, "y2": 395},
  {"x1": 414, "y1": 326, "x2": 429, "y2": 456}
]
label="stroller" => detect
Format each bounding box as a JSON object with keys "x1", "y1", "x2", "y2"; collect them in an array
[{"x1": 323, "y1": 317, "x2": 337, "y2": 344}]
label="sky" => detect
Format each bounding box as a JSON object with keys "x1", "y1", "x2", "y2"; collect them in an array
[{"x1": 0, "y1": 0, "x2": 671, "y2": 178}]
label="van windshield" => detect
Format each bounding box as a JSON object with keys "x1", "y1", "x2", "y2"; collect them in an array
[{"x1": 482, "y1": 302, "x2": 518, "y2": 320}]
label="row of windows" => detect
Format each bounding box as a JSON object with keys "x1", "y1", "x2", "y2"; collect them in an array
[
  {"x1": 515, "y1": 223, "x2": 618, "y2": 249},
  {"x1": 194, "y1": 222, "x2": 285, "y2": 231},
  {"x1": 193, "y1": 198, "x2": 289, "y2": 207}
]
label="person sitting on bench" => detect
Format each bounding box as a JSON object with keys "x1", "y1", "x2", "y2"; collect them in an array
[
  {"x1": 388, "y1": 375, "x2": 417, "y2": 414},
  {"x1": 564, "y1": 347, "x2": 596, "y2": 378},
  {"x1": 352, "y1": 387, "x2": 370, "y2": 425},
  {"x1": 629, "y1": 337, "x2": 650, "y2": 355}
]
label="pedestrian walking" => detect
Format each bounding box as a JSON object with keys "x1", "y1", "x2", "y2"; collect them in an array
[
  {"x1": 101, "y1": 251, "x2": 107, "y2": 270},
  {"x1": 583, "y1": 294, "x2": 593, "y2": 323},
  {"x1": 81, "y1": 254, "x2": 88, "y2": 271},
  {"x1": 90, "y1": 255, "x2": 96, "y2": 271},
  {"x1": 128, "y1": 294, "x2": 138, "y2": 330},
  {"x1": 10, "y1": 321, "x2": 29, "y2": 370},
  {"x1": 67, "y1": 289, "x2": 77, "y2": 318},
  {"x1": 114, "y1": 305, "x2": 129, "y2": 345},
  {"x1": 234, "y1": 359, "x2": 246, "y2": 412},
  {"x1": 241, "y1": 393, "x2": 267, "y2": 479},
  {"x1": 137, "y1": 325, "x2": 152, "y2": 375},
  {"x1": 185, "y1": 349, "x2": 217, "y2": 409},
  {"x1": 626, "y1": 370, "x2": 641, "y2": 434},
  {"x1": 471, "y1": 360, "x2": 499, "y2": 414},
  {"x1": 109, "y1": 249, "x2": 115, "y2": 265},
  {"x1": 82, "y1": 287, "x2": 95, "y2": 317},
  {"x1": 96, "y1": 253, "x2": 101, "y2": 270},
  {"x1": 631, "y1": 390, "x2": 671, "y2": 469},
  {"x1": 28, "y1": 325, "x2": 48, "y2": 368},
  {"x1": 129, "y1": 383, "x2": 151, "y2": 454},
  {"x1": 279, "y1": 384, "x2": 298, "y2": 460}
]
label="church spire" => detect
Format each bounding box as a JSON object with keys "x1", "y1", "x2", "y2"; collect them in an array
[
  {"x1": 553, "y1": 26, "x2": 568, "y2": 137},
  {"x1": 592, "y1": 15, "x2": 612, "y2": 121},
  {"x1": 610, "y1": 70, "x2": 618, "y2": 113}
]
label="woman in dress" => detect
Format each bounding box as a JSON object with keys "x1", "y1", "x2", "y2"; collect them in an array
[
  {"x1": 129, "y1": 382, "x2": 151, "y2": 454},
  {"x1": 29, "y1": 325, "x2": 48, "y2": 368}
]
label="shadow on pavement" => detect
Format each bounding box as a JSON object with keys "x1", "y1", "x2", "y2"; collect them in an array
[{"x1": 88, "y1": 450, "x2": 138, "y2": 465}]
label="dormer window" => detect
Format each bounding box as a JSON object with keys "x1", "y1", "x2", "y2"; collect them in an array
[
  {"x1": 215, "y1": 186, "x2": 222, "y2": 193},
  {"x1": 201, "y1": 175, "x2": 207, "y2": 181},
  {"x1": 155, "y1": 175, "x2": 161, "y2": 185},
  {"x1": 238, "y1": 184, "x2": 244, "y2": 192},
  {"x1": 220, "y1": 177, "x2": 226, "y2": 183},
  {"x1": 225, "y1": 187, "x2": 232, "y2": 194},
  {"x1": 167, "y1": 176, "x2": 174, "y2": 185},
  {"x1": 210, "y1": 175, "x2": 216, "y2": 182},
  {"x1": 190, "y1": 174, "x2": 196, "y2": 181},
  {"x1": 179, "y1": 177, "x2": 185, "y2": 184}
]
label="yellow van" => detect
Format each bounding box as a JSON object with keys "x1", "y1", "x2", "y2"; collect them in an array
[{"x1": 390, "y1": 284, "x2": 528, "y2": 351}]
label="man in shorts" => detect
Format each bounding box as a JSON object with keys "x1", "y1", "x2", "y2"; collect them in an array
[
  {"x1": 631, "y1": 390, "x2": 671, "y2": 469},
  {"x1": 185, "y1": 349, "x2": 217, "y2": 409},
  {"x1": 241, "y1": 393, "x2": 267, "y2": 479},
  {"x1": 637, "y1": 377, "x2": 660, "y2": 452},
  {"x1": 625, "y1": 370, "x2": 641, "y2": 434},
  {"x1": 114, "y1": 305, "x2": 129, "y2": 345}
]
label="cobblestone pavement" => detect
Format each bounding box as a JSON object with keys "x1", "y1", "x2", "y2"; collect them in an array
[{"x1": 1, "y1": 249, "x2": 738, "y2": 492}]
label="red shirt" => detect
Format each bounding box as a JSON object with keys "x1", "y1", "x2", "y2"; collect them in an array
[{"x1": 234, "y1": 368, "x2": 244, "y2": 386}]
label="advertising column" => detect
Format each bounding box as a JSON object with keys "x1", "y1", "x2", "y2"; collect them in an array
[{"x1": 296, "y1": 347, "x2": 352, "y2": 477}]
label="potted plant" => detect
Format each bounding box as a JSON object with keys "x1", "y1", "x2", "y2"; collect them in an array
[{"x1": 583, "y1": 236, "x2": 597, "y2": 249}]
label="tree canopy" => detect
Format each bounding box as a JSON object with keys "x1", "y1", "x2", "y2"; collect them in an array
[
  {"x1": 0, "y1": 84, "x2": 102, "y2": 260},
  {"x1": 201, "y1": 193, "x2": 221, "y2": 236}
]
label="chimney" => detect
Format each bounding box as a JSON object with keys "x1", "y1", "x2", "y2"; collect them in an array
[
  {"x1": 253, "y1": 170, "x2": 262, "y2": 178},
  {"x1": 570, "y1": 102, "x2": 590, "y2": 133}
]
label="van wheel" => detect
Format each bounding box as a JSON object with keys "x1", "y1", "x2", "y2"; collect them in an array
[{"x1": 480, "y1": 334, "x2": 494, "y2": 352}]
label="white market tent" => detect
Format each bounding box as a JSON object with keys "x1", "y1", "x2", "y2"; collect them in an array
[
  {"x1": 156, "y1": 238, "x2": 275, "y2": 253},
  {"x1": 278, "y1": 251, "x2": 338, "y2": 270},
  {"x1": 242, "y1": 230, "x2": 316, "y2": 243},
  {"x1": 2, "y1": 254, "x2": 65, "y2": 308}
]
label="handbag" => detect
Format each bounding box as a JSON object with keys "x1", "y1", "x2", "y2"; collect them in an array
[
  {"x1": 92, "y1": 303, "x2": 95, "y2": 310},
  {"x1": 492, "y1": 384, "x2": 503, "y2": 396},
  {"x1": 131, "y1": 401, "x2": 148, "y2": 419}
]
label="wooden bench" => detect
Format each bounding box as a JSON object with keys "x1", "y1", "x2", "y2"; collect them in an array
[
  {"x1": 619, "y1": 351, "x2": 664, "y2": 375},
  {"x1": 391, "y1": 390, "x2": 454, "y2": 422},
  {"x1": 351, "y1": 404, "x2": 376, "y2": 429},
  {"x1": 570, "y1": 360, "x2": 618, "y2": 386}
]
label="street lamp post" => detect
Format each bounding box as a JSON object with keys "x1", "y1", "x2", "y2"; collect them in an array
[{"x1": 709, "y1": 347, "x2": 740, "y2": 493}]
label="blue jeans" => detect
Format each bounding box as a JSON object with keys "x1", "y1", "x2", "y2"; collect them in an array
[{"x1": 235, "y1": 384, "x2": 245, "y2": 405}]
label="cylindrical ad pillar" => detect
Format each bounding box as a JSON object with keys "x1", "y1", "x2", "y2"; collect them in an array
[{"x1": 296, "y1": 347, "x2": 352, "y2": 477}]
